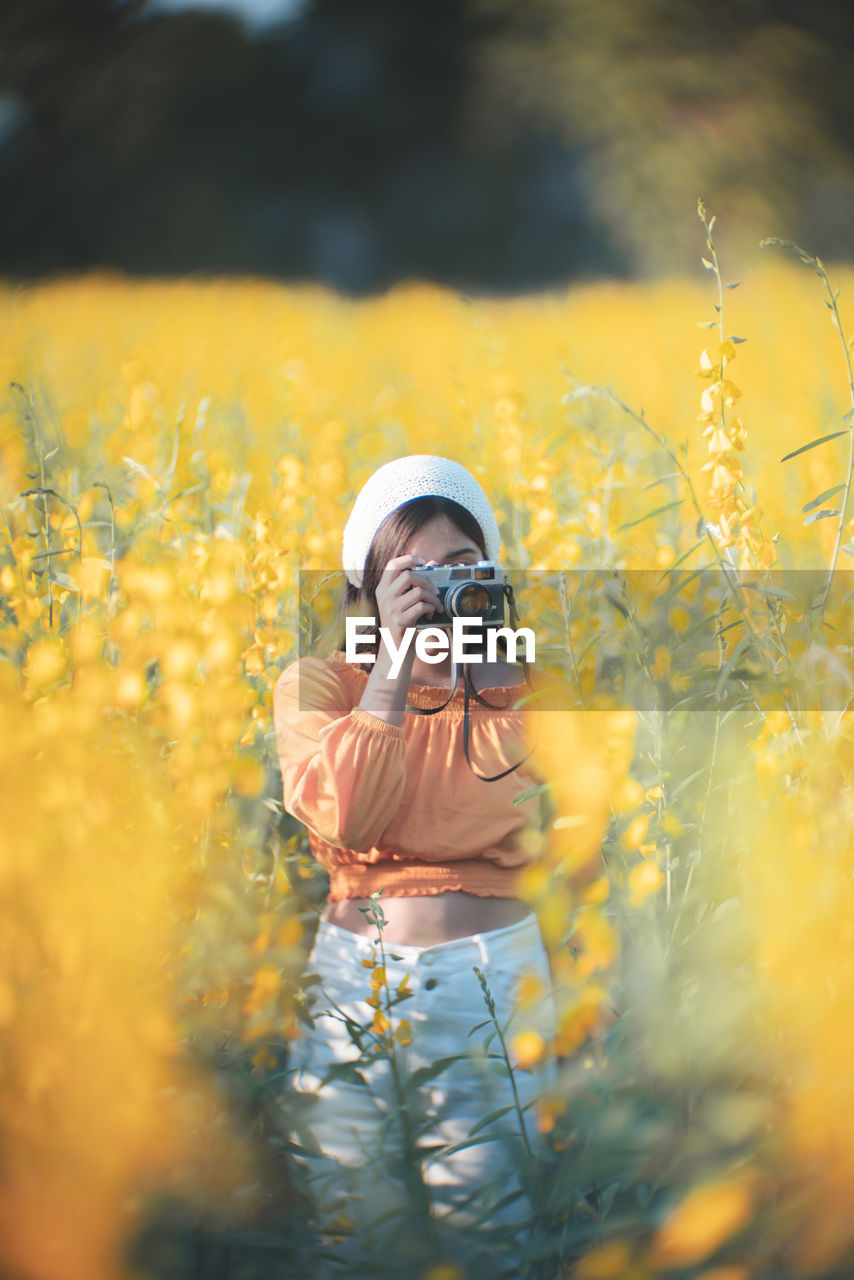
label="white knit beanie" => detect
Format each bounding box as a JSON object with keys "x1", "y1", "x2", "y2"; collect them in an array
[{"x1": 342, "y1": 455, "x2": 501, "y2": 588}]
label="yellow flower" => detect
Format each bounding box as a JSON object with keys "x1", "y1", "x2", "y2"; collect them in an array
[
  {"x1": 707, "y1": 427, "x2": 732, "y2": 454},
  {"x1": 765, "y1": 710, "x2": 790, "y2": 736},
  {"x1": 700, "y1": 384, "x2": 718, "y2": 414},
  {"x1": 370, "y1": 1009, "x2": 389, "y2": 1035},
  {"x1": 628, "y1": 858, "x2": 665, "y2": 906},
  {"x1": 536, "y1": 1092, "x2": 566, "y2": 1134},
  {"x1": 369, "y1": 966, "x2": 386, "y2": 990},
  {"x1": 579, "y1": 875, "x2": 610, "y2": 906},
  {"x1": 621, "y1": 813, "x2": 649, "y2": 851},
  {"x1": 329, "y1": 1211, "x2": 356, "y2": 1238},
  {"x1": 24, "y1": 638, "x2": 68, "y2": 692},
  {"x1": 395, "y1": 1019, "x2": 413, "y2": 1046},
  {"x1": 573, "y1": 1242, "x2": 634, "y2": 1279},
  {"x1": 649, "y1": 1174, "x2": 758, "y2": 1269},
  {"x1": 113, "y1": 667, "x2": 146, "y2": 709},
  {"x1": 510, "y1": 1030, "x2": 545, "y2": 1071},
  {"x1": 422, "y1": 1263, "x2": 465, "y2": 1280}
]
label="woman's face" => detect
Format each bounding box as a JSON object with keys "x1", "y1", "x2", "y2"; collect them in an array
[{"x1": 402, "y1": 514, "x2": 485, "y2": 568}]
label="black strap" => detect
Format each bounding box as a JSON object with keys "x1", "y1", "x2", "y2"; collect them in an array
[
  {"x1": 462, "y1": 663, "x2": 539, "y2": 782},
  {"x1": 404, "y1": 578, "x2": 538, "y2": 781}
]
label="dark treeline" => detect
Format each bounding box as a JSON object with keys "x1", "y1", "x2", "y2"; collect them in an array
[{"x1": 0, "y1": 0, "x2": 853, "y2": 293}]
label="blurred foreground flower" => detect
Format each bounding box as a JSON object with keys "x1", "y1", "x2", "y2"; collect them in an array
[{"x1": 0, "y1": 679, "x2": 255, "y2": 1280}]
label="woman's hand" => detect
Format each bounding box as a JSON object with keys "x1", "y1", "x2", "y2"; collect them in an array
[
  {"x1": 375, "y1": 554, "x2": 443, "y2": 649},
  {"x1": 358, "y1": 555, "x2": 443, "y2": 726}
]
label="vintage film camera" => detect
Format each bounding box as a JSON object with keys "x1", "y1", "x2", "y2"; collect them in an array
[{"x1": 412, "y1": 560, "x2": 507, "y2": 630}]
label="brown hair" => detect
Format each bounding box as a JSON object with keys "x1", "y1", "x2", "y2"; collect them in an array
[{"x1": 326, "y1": 496, "x2": 488, "y2": 657}]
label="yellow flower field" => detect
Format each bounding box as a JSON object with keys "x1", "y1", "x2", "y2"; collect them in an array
[{"x1": 2, "y1": 222, "x2": 854, "y2": 1278}]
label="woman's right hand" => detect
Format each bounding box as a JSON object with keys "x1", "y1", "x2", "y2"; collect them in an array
[{"x1": 375, "y1": 554, "x2": 443, "y2": 648}]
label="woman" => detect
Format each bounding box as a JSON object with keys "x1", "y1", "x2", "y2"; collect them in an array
[{"x1": 273, "y1": 455, "x2": 560, "y2": 1278}]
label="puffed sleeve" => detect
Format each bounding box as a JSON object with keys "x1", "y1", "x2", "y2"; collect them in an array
[{"x1": 273, "y1": 656, "x2": 407, "y2": 852}]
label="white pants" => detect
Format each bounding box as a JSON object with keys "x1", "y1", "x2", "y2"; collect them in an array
[{"x1": 278, "y1": 911, "x2": 558, "y2": 1279}]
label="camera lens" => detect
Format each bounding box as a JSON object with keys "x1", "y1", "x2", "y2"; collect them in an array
[{"x1": 447, "y1": 583, "x2": 491, "y2": 618}]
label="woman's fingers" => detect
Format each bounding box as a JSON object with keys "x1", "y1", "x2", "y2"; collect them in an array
[
  {"x1": 380, "y1": 588, "x2": 441, "y2": 629},
  {"x1": 399, "y1": 589, "x2": 441, "y2": 624},
  {"x1": 390, "y1": 583, "x2": 439, "y2": 623},
  {"x1": 373, "y1": 555, "x2": 446, "y2": 635},
  {"x1": 379, "y1": 567, "x2": 440, "y2": 611},
  {"x1": 394, "y1": 571, "x2": 441, "y2": 606},
  {"x1": 385, "y1": 554, "x2": 425, "y2": 569}
]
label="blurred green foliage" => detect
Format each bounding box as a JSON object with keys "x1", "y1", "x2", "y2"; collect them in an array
[{"x1": 0, "y1": 0, "x2": 853, "y2": 288}]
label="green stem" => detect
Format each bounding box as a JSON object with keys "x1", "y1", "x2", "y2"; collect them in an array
[
  {"x1": 93, "y1": 482, "x2": 118, "y2": 618},
  {"x1": 664, "y1": 707, "x2": 721, "y2": 960},
  {"x1": 761, "y1": 239, "x2": 854, "y2": 639},
  {"x1": 364, "y1": 895, "x2": 438, "y2": 1246},
  {"x1": 474, "y1": 965, "x2": 534, "y2": 1160},
  {"x1": 21, "y1": 486, "x2": 82, "y2": 634},
  {"x1": 558, "y1": 569, "x2": 588, "y2": 711},
  {"x1": 589, "y1": 388, "x2": 782, "y2": 704}
]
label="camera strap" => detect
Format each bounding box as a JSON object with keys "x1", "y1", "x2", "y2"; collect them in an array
[
  {"x1": 403, "y1": 580, "x2": 539, "y2": 781},
  {"x1": 404, "y1": 658, "x2": 462, "y2": 715},
  {"x1": 461, "y1": 663, "x2": 540, "y2": 782}
]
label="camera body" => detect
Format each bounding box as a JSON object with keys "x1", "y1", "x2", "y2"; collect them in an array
[{"x1": 412, "y1": 560, "x2": 506, "y2": 630}]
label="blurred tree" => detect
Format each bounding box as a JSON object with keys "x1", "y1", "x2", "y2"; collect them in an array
[
  {"x1": 0, "y1": 0, "x2": 620, "y2": 288},
  {"x1": 471, "y1": 0, "x2": 854, "y2": 274},
  {"x1": 0, "y1": 0, "x2": 852, "y2": 287}
]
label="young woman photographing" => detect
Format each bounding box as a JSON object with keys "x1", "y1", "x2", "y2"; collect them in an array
[{"x1": 273, "y1": 455, "x2": 563, "y2": 1277}]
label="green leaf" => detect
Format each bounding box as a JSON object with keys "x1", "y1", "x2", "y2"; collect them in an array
[
  {"x1": 572, "y1": 631, "x2": 606, "y2": 666},
  {"x1": 441, "y1": 1133, "x2": 512, "y2": 1157},
  {"x1": 467, "y1": 1104, "x2": 517, "y2": 1138},
  {"x1": 670, "y1": 768, "x2": 707, "y2": 798},
  {"x1": 320, "y1": 1060, "x2": 367, "y2": 1089},
  {"x1": 298, "y1": 972, "x2": 323, "y2": 988},
  {"x1": 781, "y1": 430, "x2": 847, "y2": 462},
  {"x1": 122, "y1": 455, "x2": 160, "y2": 486},
  {"x1": 803, "y1": 485, "x2": 846, "y2": 513},
  {"x1": 714, "y1": 633, "x2": 753, "y2": 700},
  {"x1": 600, "y1": 1179, "x2": 621, "y2": 1219},
  {"x1": 466, "y1": 1019, "x2": 493, "y2": 1038},
  {"x1": 617, "y1": 499, "x2": 684, "y2": 532},
  {"x1": 512, "y1": 782, "x2": 551, "y2": 807},
  {"x1": 664, "y1": 539, "x2": 707, "y2": 573},
  {"x1": 405, "y1": 1054, "x2": 474, "y2": 1091},
  {"x1": 717, "y1": 616, "x2": 747, "y2": 639},
  {"x1": 697, "y1": 320, "x2": 716, "y2": 330},
  {"x1": 659, "y1": 565, "x2": 708, "y2": 606},
  {"x1": 804, "y1": 508, "x2": 841, "y2": 525},
  {"x1": 463, "y1": 1187, "x2": 531, "y2": 1232},
  {"x1": 741, "y1": 579, "x2": 796, "y2": 602}
]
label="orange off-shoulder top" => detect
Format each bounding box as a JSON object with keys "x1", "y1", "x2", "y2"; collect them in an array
[{"x1": 272, "y1": 649, "x2": 548, "y2": 901}]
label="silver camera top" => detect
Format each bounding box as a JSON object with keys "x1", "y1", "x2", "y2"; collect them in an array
[
  {"x1": 412, "y1": 560, "x2": 506, "y2": 629},
  {"x1": 412, "y1": 559, "x2": 503, "y2": 589}
]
